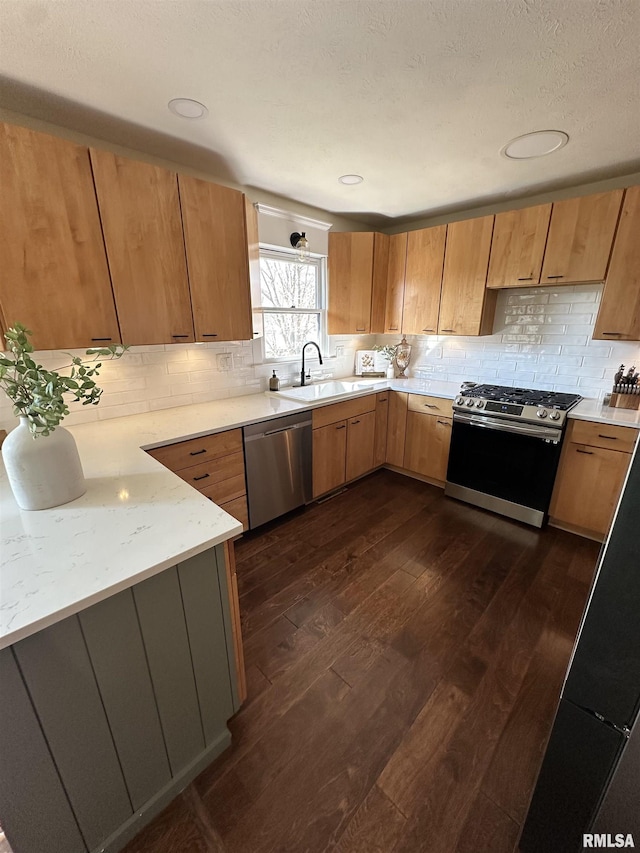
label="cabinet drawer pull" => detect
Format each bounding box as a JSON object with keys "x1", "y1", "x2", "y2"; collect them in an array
[
  {"x1": 388, "y1": 326, "x2": 398, "y2": 331},
  {"x1": 517, "y1": 277, "x2": 533, "y2": 281},
  {"x1": 422, "y1": 328, "x2": 435, "y2": 332},
  {"x1": 351, "y1": 419, "x2": 361, "y2": 425},
  {"x1": 202, "y1": 333, "x2": 218, "y2": 337},
  {"x1": 424, "y1": 403, "x2": 438, "y2": 409},
  {"x1": 576, "y1": 449, "x2": 594, "y2": 455},
  {"x1": 437, "y1": 419, "x2": 451, "y2": 426},
  {"x1": 378, "y1": 397, "x2": 387, "y2": 402},
  {"x1": 598, "y1": 434, "x2": 618, "y2": 440},
  {"x1": 190, "y1": 448, "x2": 207, "y2": 456},
  {"x1": 441, "y1": 329, "x2": 455, "y2": 333},
  {"x1": 172, "y1": 334, "x2": 189, "y2": 339},
  {"x1": 193, "y1": 473, "x2": 210, "y2": 481},
  {"x1": 356, "y1": 327, "x2": 366, "y2": 332},
  {"x1": 336, "y1": 424, "x2": 346, "y2": 430},
  {"x1": 546, "y1": 275, "x2": 565, "y2": 279},
  {"x1": 601, "y1": 331, "x2": 622, "y2": 336},
  {"x1": 91, "y1": 337, "x2": 112, "y2": 342}
]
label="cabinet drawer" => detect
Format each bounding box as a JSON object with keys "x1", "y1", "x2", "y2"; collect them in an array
[
  {"x1": 147, "y1": 429, "x2": 242, "y2": 472},
  {"x1": 219, "y1": 496, "x2": 249, "y2": 532},
  {"x1": 199, "y1": 474, "x2": 246, "y2": 505},
  {"x1": 312, "y1": 394, "x2": 377, "y2": 429},
  {"x1": 175, "y1": 451, "x2": 245, "y2": 494},
  {"x1": 407, "y1": 394, "x2": 453, "y2": 417},
  {"x1": 568, "y1": 420, "x2": 637, "y2": 454}
]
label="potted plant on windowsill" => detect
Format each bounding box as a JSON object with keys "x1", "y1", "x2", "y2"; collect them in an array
[{"x1": 0, "y1": 323, "x2": 127, "y2": 510}]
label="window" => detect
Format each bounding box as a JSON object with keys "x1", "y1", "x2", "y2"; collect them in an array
[{"x1": 259, "y1": 249, "x2": 326, "y2": 361}]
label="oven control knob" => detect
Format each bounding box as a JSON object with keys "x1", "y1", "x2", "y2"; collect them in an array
[
  {"x1": 475, "y1": 400, "x2": 485, "y2": 408},
  {"x1": 466, "y1": 399, "x2": 475, "y2": 407},
  {"x1": 455, "y1": 396, "x2": 465, "y2": 405},
  {"x1": 549, "y1": 410, "x2": 561, "y2": 421},
  {"x1": 536, "y1": 408, "x2": 548, "y2": 418}
]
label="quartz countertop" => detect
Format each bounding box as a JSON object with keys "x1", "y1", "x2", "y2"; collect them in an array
[{"x1": 2, "y1": 376, "x2": 631, "y2": 649}]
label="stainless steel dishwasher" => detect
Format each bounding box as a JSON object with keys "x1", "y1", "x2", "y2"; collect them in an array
[{"x1": 243, "y1": 412, "x2": 312, "y2": 529}]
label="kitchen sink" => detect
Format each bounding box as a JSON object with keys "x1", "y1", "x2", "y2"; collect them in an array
[{"x1": 270, "y1": 378, "x2": 387, "y2": 403}]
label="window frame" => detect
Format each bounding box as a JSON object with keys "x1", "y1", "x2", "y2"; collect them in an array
[{"x1": 258, "y1": 246, "x2": 328, "y2": 365}]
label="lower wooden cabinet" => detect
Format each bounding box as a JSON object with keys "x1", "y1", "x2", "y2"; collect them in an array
[
  {"x1": 312, "y1": 394, "x2": 379, "y2": 498},
  {"x1": 385, "y1": 391, "x2": 409, "y2": 467},
  {"x1": 373, "y1": 392, "x2": 389, "y2": 467},
  {"x1": 550, "y1": 420, "x2": 636, "y2": 540},
  {"x1": 403, "y1": 395, "x2": 453, "y2": 483}
]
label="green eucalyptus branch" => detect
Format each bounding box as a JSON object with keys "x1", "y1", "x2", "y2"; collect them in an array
[
  {"x1": 373, "y1": 344, "x2": 398, "y2": 363},
  {"x1": 0, "y1": 323, "x2": 128, "y2": 437}
]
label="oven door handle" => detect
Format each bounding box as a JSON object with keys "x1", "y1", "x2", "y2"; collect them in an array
[{"x1": 453, "y1": 411, "x2": 561, "y2": 442}]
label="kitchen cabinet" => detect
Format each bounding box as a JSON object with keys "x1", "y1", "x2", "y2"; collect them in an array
[
  {"x1": 384, "y1": 233, "x2": 408, "y2": 334},
  {"x1": 486, "y1": 204, "x2": 552, "y2": 289},
  {"x1": 385, "y1": 390, "x2": 408, "y2": 467},
  {"x1": 327, "y1": 232, "x2": 389, "y2": 335},
  {"x1": 402, "y1": 225, "x2": 447, "y2": 335},
  {"x1": 439, "y1": 215, "x2": 497, "y2": 336},
  {"x1": 540, "y1": 190, "x2": 623, "y2": 285},
  {"x1": 0, "y1": 122, "x2": 120, "y2": 351},
  {"x1": 90, "y1": 149, "x2": 195, "y2": 345},
  {"x1": 311, "y1": 394, "x2": 378, "y2": 497},
  {"x1": 550, "y1": 419, "x2": 636, "y2": 540},
  {"x1": 403, "y1": 395, "x2": 453, "y2": 483},
  {"x1": 373, "y1": 391, "x2": 389, "y2": 467},
  {"x1": 593, "y1": 186, "x2": 640, "y2": 341},
  {"x1": 178, "y1": 175, "x2": 258, "y2": 342}
]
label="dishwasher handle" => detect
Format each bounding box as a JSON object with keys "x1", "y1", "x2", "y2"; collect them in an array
[{"x1": 244, "y1": 419, "x2": 312, "y2": 441}]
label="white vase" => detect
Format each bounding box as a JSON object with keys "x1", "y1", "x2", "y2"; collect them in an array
[
  {"x1": 386, "y1": 363, "x2": 395, "y2": 379},
  {"x1": 2, "y1": 418, "x2": 86, "y2": 510}
]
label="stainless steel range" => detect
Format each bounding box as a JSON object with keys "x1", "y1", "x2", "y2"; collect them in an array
[{"x1": 445, "y1": 384, "x2": 582, "y2": 528}]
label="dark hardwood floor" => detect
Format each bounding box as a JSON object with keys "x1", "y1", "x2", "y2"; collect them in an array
[{"x1": 122, "y1": 470, "x2": 599, "y2": 853}]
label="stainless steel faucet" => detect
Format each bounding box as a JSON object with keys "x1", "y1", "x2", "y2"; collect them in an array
[{"x1": 300, "y1": 341, "x2": 323, "y2": 386}]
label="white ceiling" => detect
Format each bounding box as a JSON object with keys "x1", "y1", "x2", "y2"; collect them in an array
[{"x1": 1, "y1": 0, "x2": 639, "y2": 224}]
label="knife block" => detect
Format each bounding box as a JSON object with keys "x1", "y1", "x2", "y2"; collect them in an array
[{"x1": 609, "y1": 391, "x2": 640, "y2": 409}]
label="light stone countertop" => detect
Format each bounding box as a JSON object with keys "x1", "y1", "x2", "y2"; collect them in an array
[{"x1": 2, "y1": 375, "x2": 635, "y2": 650}]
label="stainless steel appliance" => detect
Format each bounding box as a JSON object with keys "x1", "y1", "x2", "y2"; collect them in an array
[
  {"x1": 520, "y1": 441, "x2": 640, "y2": 852},
  {"x1": 445, "y1": 384, "x2": 581, "y2": 527},
  {"x1": 243, "y1": 412, "x2": 312, "y2": 529}
]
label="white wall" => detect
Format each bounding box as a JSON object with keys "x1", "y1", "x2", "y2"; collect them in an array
[{"x1": 379, "y1": 284, "x2": 640, "y2": 400}]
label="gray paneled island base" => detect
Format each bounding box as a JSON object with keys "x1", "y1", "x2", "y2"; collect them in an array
[{"x1": 0, "y1": 545, "x2": 239, "y2": 853}]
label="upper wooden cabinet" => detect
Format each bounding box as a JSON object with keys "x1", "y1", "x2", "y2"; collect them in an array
[
  {"x1": 90, "y1": 150, "x2": 195, "y2": 345},
  {"x1": 540, "y1": 190, "x2": 623, "y2": 285},
  {"x1": 486, "y1": 204, "x2": 552, "y2": 289},
  {"x1": 593, "y1": 187, "x2": 640, "y2": 341},
  {"x1": 0, "y1": 123, "x2": 120, "y2": 350},
  {"x1": 384, "y1": 233, "x2": 407, "y2": 334},
  {"x1": 439, "y1": 215, "x2": 496, "y2": 336},
  {"x1": 402, "y1": 225, "x2": 446, "y2": 335},
  {"x1": 328, "y1": 232, "x2": 388, "y2": 335},
  {"x1": 178, "y1": 176, "x2": 256, "y2": 342}
]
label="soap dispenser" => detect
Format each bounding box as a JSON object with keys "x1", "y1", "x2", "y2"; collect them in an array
[{"x1": 269, "y1": 370, "x2": 280, "y2": 391}]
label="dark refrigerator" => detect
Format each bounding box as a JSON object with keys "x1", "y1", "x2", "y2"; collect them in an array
[{"x1": 520, "y1": 438, "x2": 640, "y2": 853}]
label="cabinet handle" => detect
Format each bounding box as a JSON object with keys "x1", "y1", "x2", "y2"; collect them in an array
[
  {"x1": 546, "y1": 275, "x2": 565, "y2": 279},
  {"x1": 422, "y1": 328, "x2": 435, "y2": 332},
  {"x1": 441, "y1": 329, "x2": 455, "y2": 333},
  {"x1": 351, "y1": 419, "x2": 361, "y2": 425},
  {"x1": 202, "y1": 333, "x2": 218, "y2": 337},
  {"x1": 172, "y1": 334, "x2": 190, "y2": 339},
  {"x1": 424, "y1": 403, "x2": 438, "y2": 409},
  {"x1": 601, "y1": 331, "x2": 622, "y2": 336},
  {"x1": 517, "y1": 277, "x2": 533, "y2": 281},
  {"x1": 598, "y1": 434, "x2": 618, "y2": 441},
  {"x1": 437, "y1": 419, "x2": 451, "y2": 426},
  {"x1": 190, "y1": 448, "x2": 207, "y2": 456},
  {"x1": 388, "y1": 326, "x2": 398, "y2": 331},
  {"x1": 91, "y1": 337, "x2": 112, "y2": 342},
  {"x1": 356, "y1": 327, "x2": 366, "y2": 332},
  {"x1": 576, "y1": 449, "x2": 594, "y2": 455},
  {"x1": 378, "y1": 397, "x2": 388, "y2": 402},
  {"x1": 336, "y1": 424, "x2": 346, "y2": 430},
  {"x1": 193, "y1": 473, "x2": 210, "y2": 481}
]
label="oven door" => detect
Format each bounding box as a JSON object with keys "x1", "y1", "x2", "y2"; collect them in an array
[{"x1": 445, "y1": 411, "x2": 564, "y2": 527}]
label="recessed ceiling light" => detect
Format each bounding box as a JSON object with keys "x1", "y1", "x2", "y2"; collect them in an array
[
  {"x1": 168, "y1": 98, "x2": 209, "y2": 120},
  {"x1": 338, "y1": 174, "x2": 364, "y2": 185},
  {"x1": 502, "y1": 130, "x2": 569, "y2": 160}
]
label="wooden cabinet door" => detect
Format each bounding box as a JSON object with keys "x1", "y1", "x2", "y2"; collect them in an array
[
  {"x1": 312, "y1": 421, "x2": 347, "y2": 497},
  {"x1": 386, "y1": 391, "x2": 408, "y2": 467},
  {"x1": 384, "y1": 233, "x2": 407, "y2": 334},
  {"x1": 370, "y1": 233, "x2": 390, "y2": 334},
  {"x1": 346, "y1": 410, "x2": 376, "y2": 481},
  {"x1": 540, "y1": 190, "x2": 623, "y2": 285},
  {"x1": 373, "y1": 392, "x2": 389, "y2": 467},
  {"x1": 486, "y1": 204, "x2": 552, "y2": 289},
  {"x1": 550, "y1": 443, "x2": 630, "y2": 537},
  {"x1": 403, "y1": 411, "x2": 452, "y2": 482},
  {"x1": 439, "y1": 215, "x2": 495, "y2": 336},
  {"x1": 90, "y1": 150, "x2": 195, "y2": 345},
  {"x1": 402, "y1": 225, "x2": 446, "y2": 335},
  {"x1": 178, "y1": 176, "x2": 253, "y2": 342},
  {"x1": 0, "y1": 123, "x2": 120, "y2": 351},
  {"x1": 328, "y1": 232, "x2": 374, "y2": 334},
  {"x1": 593, "y1": 187, "x2": 640, "y2": 341}
]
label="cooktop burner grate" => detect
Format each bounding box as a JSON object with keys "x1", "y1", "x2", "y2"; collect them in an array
[{"x1": 460, "y1": 384, "x2": 581, "y2": 411}]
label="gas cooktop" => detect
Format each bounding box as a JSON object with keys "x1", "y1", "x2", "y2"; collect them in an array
[{"x1": 453, "y1": 384, "x2": 582, "y2": 428}]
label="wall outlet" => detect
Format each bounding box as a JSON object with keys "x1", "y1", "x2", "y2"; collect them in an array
[
  {"x1": 217, "y1": 353, "x2": 232, "y2": 371},
  {"x1": 335, "y1": 345, "x2": 345, "y2": 357}
]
